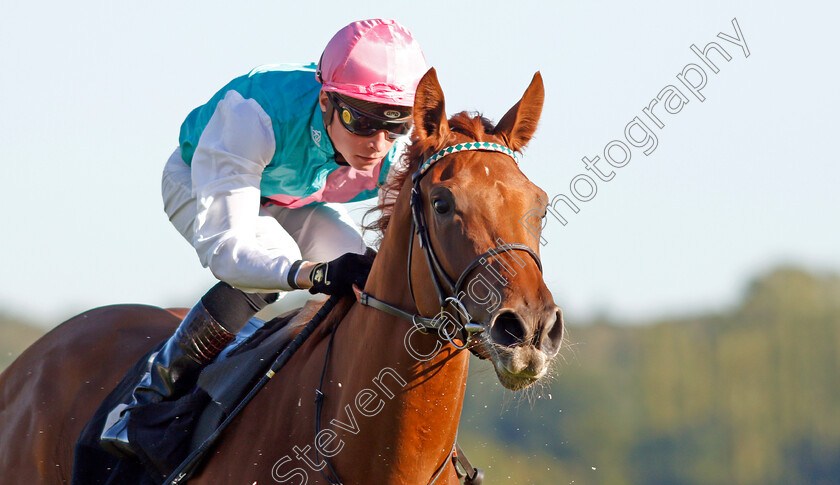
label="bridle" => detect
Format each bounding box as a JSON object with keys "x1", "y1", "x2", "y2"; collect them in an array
[
  {"x1": 359, "y1": 141, "x2": 543, "y2": 352},
  {"x1": 317, "y1": 142, "x2": 537, "y2": 485}
]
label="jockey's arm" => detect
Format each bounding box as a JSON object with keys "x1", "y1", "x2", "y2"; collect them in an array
[{"x1": 190, "y1": 90, "x2": 310, "y2": 292}]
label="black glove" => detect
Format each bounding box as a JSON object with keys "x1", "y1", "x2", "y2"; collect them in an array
[{"x1": 308, "y1": 252, "x2": 375, "y2": 296}]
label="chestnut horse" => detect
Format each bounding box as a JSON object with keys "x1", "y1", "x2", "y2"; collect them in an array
[{"x1": 0, "y1": 68, "x2": 563, "y2": 484}]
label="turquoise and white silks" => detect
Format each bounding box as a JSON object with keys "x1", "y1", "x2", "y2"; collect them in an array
[{"x1": 162, "y1": 64, "x2": 398, "y2": 293}]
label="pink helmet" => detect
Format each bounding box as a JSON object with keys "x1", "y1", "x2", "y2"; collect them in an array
[{"x1": 317, "y1": 19, "x2": 428, "y2": 107}]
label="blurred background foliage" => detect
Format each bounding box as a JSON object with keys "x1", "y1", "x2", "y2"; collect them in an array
[
  {"x1": 2, "y1": 266, "x2": 838, "y2": 484},
  {"x1": 459, "y1": 266, "x2": 840, "y2": 484}
]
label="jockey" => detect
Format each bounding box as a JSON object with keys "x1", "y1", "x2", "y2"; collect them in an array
[{"x1": 101, "y1": 18, "x2": 427, "y2": 456}]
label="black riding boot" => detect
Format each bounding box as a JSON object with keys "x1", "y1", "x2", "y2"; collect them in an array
[
  {"x1": 99, "y1": 301, "x2": 234, "y2": 457},
  {"x1": 100, "y1": 282, "x2": 278, "y2": 458}
]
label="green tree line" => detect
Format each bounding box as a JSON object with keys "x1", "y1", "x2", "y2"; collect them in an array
[
  {"x1": 2, "y1": 266, "x2": 838, "y2": 484},
  {"x1": 459, "y1": 267, "x2": 840, "y2": 484}
]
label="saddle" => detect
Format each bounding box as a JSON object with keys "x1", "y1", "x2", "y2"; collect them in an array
[{"x1": 72, "y1": 310, "x2": 303, "y2": 485}]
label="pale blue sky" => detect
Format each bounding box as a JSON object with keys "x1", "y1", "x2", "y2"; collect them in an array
[{"x1": 1, "y1": 1, "x2": 838, "y2": 327}]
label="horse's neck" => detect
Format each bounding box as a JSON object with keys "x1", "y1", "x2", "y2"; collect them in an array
[{"x1": 331, "y1": 205, "x2": 470, "y2": 478}]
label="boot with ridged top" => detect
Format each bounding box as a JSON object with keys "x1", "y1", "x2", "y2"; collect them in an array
[{"x1": 99, "y1": 301, "x2": 235, "y2": 458}]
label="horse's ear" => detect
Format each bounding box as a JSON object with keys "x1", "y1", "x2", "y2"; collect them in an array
[
  {"x1": 494, "y1": 72, "x2": 544, "y2": 151},
  {"x1": 412, "y1": 68, "x2": 450, "y2": 142}
]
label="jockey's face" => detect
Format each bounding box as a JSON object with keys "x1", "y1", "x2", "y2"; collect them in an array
[{"x1": 319, "y1": 91, "x2": 397, "y2": 172}]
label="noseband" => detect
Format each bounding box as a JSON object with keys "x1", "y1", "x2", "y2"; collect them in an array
[{"x1": 360, "y1": 142, "x2": 543, "y2": 351}]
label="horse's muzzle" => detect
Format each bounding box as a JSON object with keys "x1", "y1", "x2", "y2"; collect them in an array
[{"x1": 485, "y1": 305, "x2": 563, "y2": 390}]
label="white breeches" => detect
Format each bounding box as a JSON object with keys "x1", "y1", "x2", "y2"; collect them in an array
[{"x1": 161, "y1": 149, "x2": 366, "y2": 297}]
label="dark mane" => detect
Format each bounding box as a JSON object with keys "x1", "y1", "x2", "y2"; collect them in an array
[{"x1": 362, "y1": 111, "x2": 499, "y2": 245}]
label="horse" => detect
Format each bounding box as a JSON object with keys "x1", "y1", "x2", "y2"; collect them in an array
[{"x1": 0, "y1": 67, "x2": 564, "y2": 484}]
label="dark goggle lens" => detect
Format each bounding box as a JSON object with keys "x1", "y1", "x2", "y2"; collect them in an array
[{"x1": 331, "y1": 96, "x2": 411, "y2": 137}]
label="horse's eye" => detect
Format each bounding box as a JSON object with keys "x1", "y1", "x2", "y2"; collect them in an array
[{"x1": 433, "y1": 199, "x2": 451, "y2": 214}]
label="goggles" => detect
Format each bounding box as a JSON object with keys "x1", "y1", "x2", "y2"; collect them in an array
[{"x1": 327, "y1": 93, "x2": 412, "y2": 139}]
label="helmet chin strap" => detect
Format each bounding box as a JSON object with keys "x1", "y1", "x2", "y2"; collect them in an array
[
  {"x1": 320, "y1": 100, "x2": 350, "y2": 167},
  {"x1": 334, "y1": 153, "x2": 349, "y2": 166}
]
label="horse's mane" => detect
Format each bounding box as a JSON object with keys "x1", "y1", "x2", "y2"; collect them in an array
[{"x1": 362, "y1": 111, "x2": 498, "y2": 245}]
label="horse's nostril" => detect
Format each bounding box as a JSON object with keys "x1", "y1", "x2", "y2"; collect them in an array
[
  {"x1": 490, "y1": 310, "x2": 527, "y2": 347},
  {"x1": 541, "y1": 308, "x2": 565, "y2": 353}
]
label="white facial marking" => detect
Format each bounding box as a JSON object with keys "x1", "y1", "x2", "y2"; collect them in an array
[{"x1": 485, "y1": 166, "x2": 490, "y2": 176}]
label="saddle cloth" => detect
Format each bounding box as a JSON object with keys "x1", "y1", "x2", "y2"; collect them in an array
[{"x1": 72, "y1": 310, "x2": 301, "y2": 485}]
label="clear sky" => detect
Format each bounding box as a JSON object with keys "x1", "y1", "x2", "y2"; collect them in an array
[{"x1": 1, "y1": 1, "x2": 838, "y2": 327}]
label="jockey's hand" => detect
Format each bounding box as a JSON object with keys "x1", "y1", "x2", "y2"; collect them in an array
[{"x1": 307, "y1": 252, "x2": 374, "y2": 296}]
